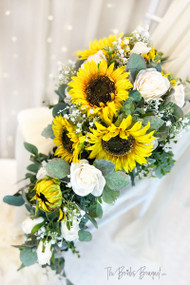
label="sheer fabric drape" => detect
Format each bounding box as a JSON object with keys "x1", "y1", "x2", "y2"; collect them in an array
[{"x1": 0, "y1": 0, "x2": 172, "y2": 158}]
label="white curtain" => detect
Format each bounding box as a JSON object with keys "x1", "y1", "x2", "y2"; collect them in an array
[{"x1": 0, "y1": 0, "x2": 172, "y2": 158}]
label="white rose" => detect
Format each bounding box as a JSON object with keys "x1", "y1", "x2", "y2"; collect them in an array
[
  {"x1": 131, "y1": 42, "x2": 151, "y2": 55},
  {"x1": 169, "y1": 84, "x2": 185, "y2": 108},
  {"x1": 70, "y1": 159, "x2": 106, "y2": 197},
  {"x1": 36, "y1": 166, "x2": 48, "y2": 180},
  {"x1": 61, "y1": 218, "x2": 79, "y2": 241},
  {"x1": 21, "y1": 217, "x2": 44, "y2": 234},
  {"x1": 134, "y1": 68, "x2": 170, "y2": 100},
  {"x1": 82, "y1": 50, "x2": 106, "y2": 68},
  {"x1": 37, "y1": 241, "x2": 52, "y2": 265}
]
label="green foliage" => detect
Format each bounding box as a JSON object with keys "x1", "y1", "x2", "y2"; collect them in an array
[
  {"x1": 143, "y1": 116, "x2": 164, "y2": 131},
  {"x1": 126, "y1": 54, "x2": 146, "y2": 80},
  {"x1": 152, "y1": 149, "x2": 175, "y2": 178},
  {"x1": 55, "y1": 84, "x2": 67, "y2": 100},
  {"x1": 87, "y1": 214, "x2": 98, "y2": 229},
  {"x1": 78, "y1": 230, "x2": 92, "y2": 241},
  {"x1": 24, "y1": 142, "x2": 38, "y2": 156},
  {"x1": 93, "y1": 159, "x2": 115, "y2": 177},
  {"x1": 3, "y1": 194, "x2": 25, "y2": 206},
  {"x1": 50, "y1": 256, "x2": 65, "y2": 274},
  {"x1": 66, "y1": 279, "x2": 74, "y2": 285},
  {"x1": 105, "y1": 171, "x2": 129, "y2": 190},
  {"x1": 45, "y1": 159, "x2": 70, "y2": 179},
  {"x1": 41, "y1": 124, "x2": 55, "y2": 139},
  {"x1": 102, "y1": 186, "x2": 120, "y2": 204},
  {"x1": 27, "y1": 163, "x2": 41, "y2": 173},
  {"x1": 31, "y1": 222, "x2": 44, "y2": 234},
  {"x1": 88, "y1": 203, "x2": 103, "y2": 219},
  {"x1": 129, "y1": 90, "x2": 142, "y2": 102},
  {"x1": 52, "y1": 102, "x2": 68, "y2": 117},
  {"x1": 20, "y1": 248, "x2": 37, "y2": 266}
]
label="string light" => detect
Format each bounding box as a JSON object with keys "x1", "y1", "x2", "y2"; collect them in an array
[
  {"x1": 107, "y1": 4, "x2": 115, "y2": 8},
  {"x1": 64, "y1": 24, "x2": 73, "y2": 31},
  {"x1": 47, "y1": 37, "x2": 52, "y2": 43},
  {"x1": 111, "y1": 28, "x2": 119, "y2": 34},
  {"x1": 3, "y1": 73, "x2": 9, "y2": 78},
  {"x1": 5, "y1": 10, "x2": 11, "y2": 16},
  {"x1": 12, "y1": 53, "x2": 19, "y2": 59},
  {"x1": 48, "y1": 15, "x2": 54, "y2": 21},
  {"x1": 61, "y1": 46, "x2": 68, "y2": 53},
  {"x1": 11, "y1": 36, "x2": 17, "y2": 42}
]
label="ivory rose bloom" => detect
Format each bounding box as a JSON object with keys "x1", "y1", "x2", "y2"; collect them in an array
[
  {"x1": 169, "y1": 83, "x2": 185, "y2": 108},
  {"x1": 37, "y1": 241, "x2": 52, "y2": 265},
  {"x1": 131, "y1": 42, "x2": 151, "y2": 55},
  {"x1": 85, "y1": 50, "x2": 106, "y2": 65},
  {"x1": 21, "y1": 217, "x2": 44, "y2": 234},
  {"x1": 70, "y1": 159, "x2": 106, "y2": 197},
  {"x1": 134, "y1": 68, "x2": 170, "y2": 100},
  {"x1": 61, "y1": 218, "x2": 80, "y2": 241},
  {"x1": 81, "y1": 50, "x2": 106, "y2": 69}
]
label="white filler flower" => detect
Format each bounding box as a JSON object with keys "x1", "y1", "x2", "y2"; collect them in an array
[
  {"x1": 37, "y1": 241, "x2": 52, "y2": 265},
  {"x1": 70, "y1": 159, "x2": 106, "y2": 197},
  {"x1": 21, "y1": 217, "x2": 44, "y2": 234},
  {"x1": 134, "y1": 68, "x2": 170, "y2": 101},
  {"x1": 61, "y1": 218, "x2": 80, "y2": 241}
]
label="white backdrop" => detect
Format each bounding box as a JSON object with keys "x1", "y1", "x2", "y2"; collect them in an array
[{"x1": 0, "y1": 0, "x2": 172, "y2": 158}]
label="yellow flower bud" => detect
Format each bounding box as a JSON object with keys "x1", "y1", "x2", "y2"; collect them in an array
[{"x1": 34, "y1": 178, "x2": 62, "y2": 213}]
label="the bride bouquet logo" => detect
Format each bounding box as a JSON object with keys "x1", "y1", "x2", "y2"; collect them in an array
[{"x1": 3, "y1": 26, "x2": 190, "y2": 283}]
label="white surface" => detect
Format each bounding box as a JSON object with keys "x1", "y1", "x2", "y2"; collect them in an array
[{"x1": 1, "y1": 151, "x2": 190, "y2": 285}]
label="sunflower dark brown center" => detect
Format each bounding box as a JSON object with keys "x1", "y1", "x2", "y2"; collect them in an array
[
  {"x1": 61, "y1": 129, "x2": 73, "y2": 153},
  {"x1": 85, "y1": 75, "x2": 115, "y2": 106},
  {"x1": 102, "y1": 135, "x2": 135, "y2": 156}
]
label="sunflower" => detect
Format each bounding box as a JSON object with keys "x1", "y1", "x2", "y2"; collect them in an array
[
  {"x1": 52, "y1": 115, "x2": 85, "y2": 163},
  {"x1": 68, "y1": 60, "x2": 132, "y2": 119},
  {"x1": 77, "y1": 34, "x2": 117, "y2": 60},
  {"x1": 87, "y1": 115, "x2": 155, "y2": 173},
  {"x1": 34, "y1": 178, "x2": 62, "y2": 213}
]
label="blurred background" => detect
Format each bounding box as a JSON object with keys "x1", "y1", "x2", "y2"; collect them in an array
[{"x1": 0, "y1": 0, "x2": 174, "y2": 158}]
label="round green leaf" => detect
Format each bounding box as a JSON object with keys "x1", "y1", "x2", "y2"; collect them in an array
[{"x1": 20, "y1": 248, "x2": 37, "y2": 266}]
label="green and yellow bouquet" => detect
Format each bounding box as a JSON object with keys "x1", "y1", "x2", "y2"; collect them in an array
[{"x1": 4, "y1": 26, "x2": 190, "y2": 283}]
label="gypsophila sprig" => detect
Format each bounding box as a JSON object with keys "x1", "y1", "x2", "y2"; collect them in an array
[{"x1": 3, "y1": 26, "x2": 190, "y2": 284}]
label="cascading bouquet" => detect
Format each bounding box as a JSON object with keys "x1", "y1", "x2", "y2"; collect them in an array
[{"x1": 3, "y1": 26, "x2": 190, "y2": 282}]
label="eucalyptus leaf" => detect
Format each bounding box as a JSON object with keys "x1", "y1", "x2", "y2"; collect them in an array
[
  {"x1": 172, "y1": 103, "x2": 183, "y2": 119},
  {"x1": 41, "y1": 124, "x2": 55, "y2": 139},
  {"x1": 106, "y1": 171, "x2": 129, "y2": 190},
  {"x1": 53, "y1": 102, "x2": 68, "y2": 117},
  {"x1": 3, "y1": 195, "x2": 25, "y2": 206},
  {"x1": 157, "y1": 125, "x2": 170, "y2": 140},
  {"x1": 129, "y1": 90, "x2": 142, "y2": 102},
  {"x1": 45, "y1": 158, "x2": 70, "y2": 179},
  {"x1": 27, "y1": 164, "x2": 41, "y2": 173},
  {"x1": 93, "y1": 159, "x2": 115, "y2": 177},
  {"x1": 87, "y1": 214, "x2": 98, "y2": 229},
  {"x1": 56, "y1": 84, "x2": 67, "y2": 99},
  {"x1": 78, "y1": 230, "x2": 92, "y2": 241},
  {"x1": 20, "y1": 248, "x2": 37, "y2": 266},
  {"x1": 126, "y1": 54, "x2": 146, "y2": 80},
  {"x1": 102, "y1": 186, "x2": 120, "y2": 204},
  {"x1": 88, "y1": 203, "x2": 103, "y2": 219},
  {"x1": 66, "y1": 279, "x2": 74, "y2": 285},
  {"x1": 24, "y1": 142, "x2": 38, "y2": 155},
  {"x1": 143, "y1": 116, "x2": 164, "y2": 131}
]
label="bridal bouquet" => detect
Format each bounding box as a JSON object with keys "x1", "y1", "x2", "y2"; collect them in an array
[{"x1": 4, "y1": 27, "x2": 190, "y2": 283}]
